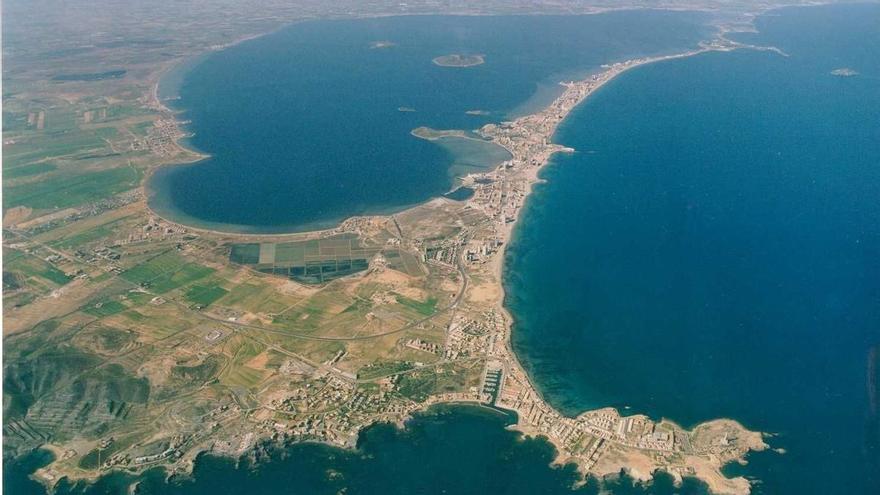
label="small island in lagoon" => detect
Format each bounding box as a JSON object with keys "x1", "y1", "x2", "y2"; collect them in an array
[
  {"x1": 370, "y1": 40, "x2": 396, "y2": 49},
  {"x1": 433, "y1": 53, "x2": 485, "y2": 67},
  {"x1": 830, "y1": 67, "x2": 858, "y2": 76}
]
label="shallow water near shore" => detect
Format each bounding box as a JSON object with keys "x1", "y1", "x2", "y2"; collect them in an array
[
  {"x1": 148, "y1": 12, "x2": 711, "y2": 233},
  {"x1": 505, "y1": 4, "x2": 880, "y2": 494}
]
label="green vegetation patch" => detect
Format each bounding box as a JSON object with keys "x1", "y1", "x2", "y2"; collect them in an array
[
  {"x1": 149, "y1": 264, "x2": 214, "y2": 293},
  {"x1": 357, "y1": 360, "x2": 414, "y2": 381},
  {"x1": 51, "y1": 218, "x2": 127, "y2": 249},
  {"x1": 4, "y1": 248, "x2": 71, "y2": 286},
  {"x1": 341, "y1": 298, "x2": 372, "y2": 314},
  {"x1": 222, "y1": 282, "x2": 263, "y2": 306},
  {"x1": 124, "y1": 291, "x2": 155, "y2": 305},
  {"x1": 3, "y1": 110, "x2": 30, "y2": 131},
  {"x1": 4, "y1": 291, "x2": 36, "y2": 310},
  {"x1": 221, "y1": 282, "x2": 290, "y2": 314},
  {"x1": 3, "y1": 346, "x2": 102, "y2": 419},
  {"x1": 3, "y1": 167, "x2": 142, "y2": 210},
  {"x1": 130, "y1": 121, "x2": 154, "y2": 136},
  {"x1": 385, "y1": 250, "x2": 424, "y2": 277},
  {"x1": 122, "y1": 310, "x2": 147, "y2": 323},
  {"x1": 121, "y1": 251, "x2": 185, "y2": 284},
  {"x1": 93, "y1": 127, "x2": 120, "y2": 139},
  {"x1": 87, "y1": 363, "x2": 151, "y2": 403},
  {"x1": 185, "y1": 284, "x2": 229, "y2": 307},
  {"x1": 73, "y1": 326, "x2": 137, "y2": 356},
  {"x1": 4, "y1": 131, "x2": 107, "y2": 169},
  {"x1": 263, "y1": 350, "x2": 289, "y2": 370},
  {"x1": 121, "y1": 252, "x2": 213, "y2": 293},
  {"x1": 224, "y1": 366, "x2": 266, "y2": 389},
  {"x1": 3, "y1": 270, "x2": 24, "y2": 291},
  {"x1": 52, "y1": 69, "x2": 126, "y2": 81},
  {"x1": 172, "y1": 355, "x2": 224, "y2": 383},
  {"x1": 397, "y1": 365, "x2": 467, "y2": 402},
  {"x1": 395, "y1": 294, "x2": 438, "y2": 316},
  {"x1": 4, "y1": 162, "x2": 57, "y2": 179},
  {"x1": 105, "y1": 105, "x2": 148, "y2": 119},
  {"x1": 83, "y1": 299, "x2": 127, "y2": 317}
]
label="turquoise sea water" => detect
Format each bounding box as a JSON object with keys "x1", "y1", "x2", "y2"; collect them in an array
[
  {"x1": 505, "y1": 4, "x2": 880, "y2": 494},
  {"x1": 148, "y1": 12, "x2": 711, "y2": 233}
]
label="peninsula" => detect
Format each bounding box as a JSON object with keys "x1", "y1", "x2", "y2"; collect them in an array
[
  {"x1": 4, "y1": 31, "x2": 771, "y2": 495},
  {"x1": 6, "y1": 3, "x2": 878, "y2": 494}
]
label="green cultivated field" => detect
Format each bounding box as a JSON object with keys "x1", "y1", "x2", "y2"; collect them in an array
[
  {"x1": 395, "y1": 294, "x2": 438, "y2": 316},
  {"x1": 121, "y1": 251, "x2": 214, "y2": 293},
  {"x1": 3, "y1": 163, "x2": 58, "y2": 179},
  {"x1": 121, "y1": 251, "x2": 186, "y2": 283},
  {"x1": 4, "y1": 248, "x2": 71, "y2": 286},
  {"x1": 3, "y1": 167, "x2": 142, "y2": 210},
  {"x1": 185, "y1": 283, "x2": 229, "y2": 307},
  {"x1": 83, "y1": 299, "x2": 127, "y2": 317},
  {"x1": 3, "y1": 131, "x2": 106, "y2": 169},
  {"x1": 50, "y1": 217, "x2": 130, "y2": 249}
]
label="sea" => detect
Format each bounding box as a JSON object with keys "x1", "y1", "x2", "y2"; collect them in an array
[
  {"x1": 505, "y1": 3, "x2": 880, "y2": 494},
  {"x1": 8, "y1": 4, "x2": 880, "y2": 494}
]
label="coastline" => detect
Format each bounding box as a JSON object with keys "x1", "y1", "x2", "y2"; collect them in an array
[
  {"x1": 133, "y1": 3, "x2": 807, "y2": 238},
  {"x1": 176, "y1": 44, "x2": 756, "y2": 494},
  {"x1": 473, "y1": 41, "x2": 770, "y2": 495},
  {"x1": 138, "y1": 9, "x2": 697, "y2": 237},
  {"x1": 8, "y1": 3, "x2": 879, "y2": 495},
  {"x1": 24, "y1": 15, "x2": 786, "y2": 495}
]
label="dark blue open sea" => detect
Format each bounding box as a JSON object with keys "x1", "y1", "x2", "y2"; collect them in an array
[
  {"x1": 148, "y1": 11, "x2": 710, "y2": 232},
  {"x1": 505, "y1": 4, "x2": 880, "y2": 494}
]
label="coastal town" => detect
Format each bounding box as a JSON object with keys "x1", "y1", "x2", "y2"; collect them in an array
[{"x1": 432, "y1": 41, "x2": 769, "y2": 493}]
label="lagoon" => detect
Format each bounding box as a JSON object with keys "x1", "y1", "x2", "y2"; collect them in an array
[{"x1": 149, "y1": 12, "x2": 711, "y2": 233}]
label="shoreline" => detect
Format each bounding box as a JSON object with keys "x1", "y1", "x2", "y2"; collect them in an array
[
  {"x1": 65, "y1": 44, "x2": 761, "y2": 494},
  {"x1": 137, "y1": 7, "x2": 704, "y2": 238},
  {"x1": 478, "y1": 44, "x2": 770, "y2": 493},
  {"x1": 23, "y1": 12, "x2": 793, "y2": 495}
]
